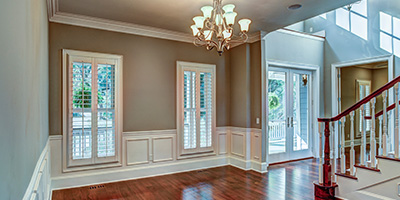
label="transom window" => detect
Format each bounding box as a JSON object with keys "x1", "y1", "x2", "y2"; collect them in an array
[
  {"x1": 177, "y1": 61, "x2": 216, "y2": 157},
  {"x1": 63, "y1": 50, "x2": 122, "y2": 170},
  {"x1": 379, "y1": 12, "x2": 400, "y2": 57},
  {"x1": 335, "y1": 0, "x2": 368, "y2": 40}
]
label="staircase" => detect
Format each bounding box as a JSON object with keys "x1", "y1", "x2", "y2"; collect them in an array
[{"x1": 314, "y1": 76, "x2": 400, "y2": 200}]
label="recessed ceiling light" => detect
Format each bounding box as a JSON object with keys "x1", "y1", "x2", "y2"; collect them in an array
[{"x1": 288, "y1": 4, "x2": 302, "y2": 10}]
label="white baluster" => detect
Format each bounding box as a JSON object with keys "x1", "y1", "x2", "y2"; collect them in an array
[
  {"x1": 383, "y1": 90, "x2": 388, "y2": 156},
  {"x1": 331, "y1": 122, "x2": 336, "y2": 183},
  {"x1": 360, "y1": 104, "x2": 366, "y2": 166},
  {"x1": 396, "y1": 83, "x2": 400, "y2": 159},
  {"x1": 319, "y1": 122, "x2": 323, "y2": 184},
  {"x1": 370, "y1": 97, "x2": 376, "y2": 168},
  {"x1": 350, "y1": 111, "x2": 355, "y2": 175},
  {"x1": 340, "y1": 117, "x2": 346, "y2": 174},
  {"x1": 379, "y1": 116, "x2": 383, "y2": 156}
]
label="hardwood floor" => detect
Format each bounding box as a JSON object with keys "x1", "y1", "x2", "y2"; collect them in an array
[{"x1": 52, "y1": 158, "x2": 319, "y2": 200}]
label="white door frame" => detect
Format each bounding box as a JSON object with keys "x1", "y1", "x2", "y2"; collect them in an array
[
  {"x1": 264, "y1": 60, "x2": 321, "y2": 164},
  {"x1": 331, "y1": 55, "x2": 394, "y2": 157}
]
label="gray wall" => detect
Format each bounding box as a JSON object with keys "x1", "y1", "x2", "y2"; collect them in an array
[
  {"x1": 49, "y1": 23, "x2": 231, "y2": 134},
  {"x1": 265, "y1": 30, "x2": 325, "y2": 117},
  {"x1": 0, "y1": 0, "x2": 49, "y2": 199},
  {"x1": 304, "y1": 0, "x2": 400, "y2": 116}
]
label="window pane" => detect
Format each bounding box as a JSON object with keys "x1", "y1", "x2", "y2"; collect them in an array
[
  {"x1": 336, "y1": 8, "x2": 350, "y2": 31},
  {"x1": 183, "y1": 71, "x2": 197, "y2": 149},
  {"x1": 319, "y1": 13, "x2": 327, "y2": 19},
  {"x1": 393, "y1": 17, "x2": 400, "y2": 38},
  {"x1": 380, "y1": 32, "x2": 393, "y2": 53},
  {"x1": 200, "y1": 72, "x2": 212, "y2": 148},
  {"x1": 352, "y1": 0, "x2": 367, "y2": 17},
  {"x1": 97, "y1": 64, "x2": 116, "y2": 157},
  {"x1": 394, "y1": 38, "x2": 400, "y2": 58},
  {"x1": 71, "y1": 62, "x2": 92, "y2": 160},
  {"x1": 351, "y1": 13, "x2": 368, "y2": 40},
  {"x1": 380, "y1": 12, "x2": 392, "y2": 34},
  {"x1": 293, "y1": 74, "x2": 309, "y2": 151}
]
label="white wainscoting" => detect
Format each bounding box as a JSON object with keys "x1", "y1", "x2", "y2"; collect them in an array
[
  {"x1": 23, "y1": 139, "x2": 51, "y2": 200},
  {"x1": 49, "y1": 127, "x2": 267, "y2": 190}
]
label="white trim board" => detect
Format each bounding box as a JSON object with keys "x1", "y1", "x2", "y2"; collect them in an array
[
  {"x1": 23, "y1": 138, "x2": 51, "y2": 200},
  {"x1": 47, "y1": 0, "x2": 261, "y2": 45}
]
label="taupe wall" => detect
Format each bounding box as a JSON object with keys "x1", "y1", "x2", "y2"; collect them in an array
[
  {"x1": 49, "y1": 23, "x2": 231, "y2": 135},
  {"x1": 0, "y1": 0, "x2": 49, "y2": 198},
  {"x1": 229, "y1": 41, "x2": 262, "y2": 128},
  {"x1": 340, "y1": 67, "x2": 388, "y2": 139}
]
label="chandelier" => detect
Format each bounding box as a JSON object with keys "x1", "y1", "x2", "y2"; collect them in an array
[{"x1": 190, "y1": 0, "x2": 252, "y2": 55}]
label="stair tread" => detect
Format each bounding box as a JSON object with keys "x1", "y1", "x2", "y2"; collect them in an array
[
  {"x1": 339, "y1": 191, "x2": 390, "y2": 200},
  {"x1": 354, "y1": 164, "x2": 380, "y2": 172},
  {"x1": 335, "y1": 172, "x2": 358, "y2": 180},
  {"x1": 376, "y1": 155, "x2": 400, "y2": 162}
]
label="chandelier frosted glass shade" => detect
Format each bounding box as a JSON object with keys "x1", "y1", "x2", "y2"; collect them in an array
[{"x1": 190, "y1": 0, "x2": 252, "y2": 55}]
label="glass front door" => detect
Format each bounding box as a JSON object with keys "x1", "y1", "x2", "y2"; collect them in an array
[{"x1": 268, "y1": 67, "x2": 313, "y2": 163}]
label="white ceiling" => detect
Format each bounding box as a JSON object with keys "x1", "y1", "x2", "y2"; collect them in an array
[{"x1": 58, "y1": 0, "x2": 358, "y2": 34}]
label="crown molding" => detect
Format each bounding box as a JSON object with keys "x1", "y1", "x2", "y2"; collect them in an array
[{"x1": 47, "y1": 0, "x2": 261, "y2": 45}]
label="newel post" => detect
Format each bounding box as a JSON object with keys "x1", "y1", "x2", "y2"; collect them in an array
[
  {"x1": 314, "y1": 120, "x2": 337, "y2": 200},
  {"x1": 323, "y1": 122, "x2": 331, "y2": 186}
]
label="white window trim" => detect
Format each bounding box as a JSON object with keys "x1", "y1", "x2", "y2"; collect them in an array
[
  {"x1": 62, "y1": 49, "x2": 123, "y2": 172},
  {"x1": 176, "y1": 61, "x2": 216, "y2": 159},
  {"x1": 379, "y1": 12, "x2": 400, "y2": 55}
]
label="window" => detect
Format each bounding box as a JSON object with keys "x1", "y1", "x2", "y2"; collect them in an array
[
  {"x1": 356, "y1": 80, "x2": 371, "y2": 136},
  {"x1": 335, "y1": 0, "x2": 368, "y2": 40},
  {"x1": 62, "y1": 50, "x2": 122, "y2": 170},
  {"x1": 319, "y1": 13, "x2": 327, "y2": 19},
  {"x1": 379, "y1": 12, "x2": 400, "y2": 57},
  {"x1": 177, "y1": 61, "x2": 216, "y2": 157}
]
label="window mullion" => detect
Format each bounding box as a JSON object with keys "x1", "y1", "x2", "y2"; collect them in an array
[
  {"x1": 92, "y1": 58, "x2": 98, "y2": 163},
  {"x1": 196, "y1": 69, "x2": 201, "y2": 151}
]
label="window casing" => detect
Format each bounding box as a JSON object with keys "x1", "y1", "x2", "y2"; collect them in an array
[
  {"x1": 356, "y1": 80, "x2": 371, "y2": 136},
  {"x1": 62, "y1": 50, "x2": 123, "y2": 171},
  {"x1": 177, "y1": 61, "x2": 216, "y2": 157}
]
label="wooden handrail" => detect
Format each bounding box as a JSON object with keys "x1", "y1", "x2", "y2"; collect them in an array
[{"x1": 318, "y1": 75, "x2": 400, "y2": 122}]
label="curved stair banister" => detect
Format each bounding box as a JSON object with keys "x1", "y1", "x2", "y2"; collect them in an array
[{"x1": 314, "y1": 75, "x2": 400, "y2": 200}]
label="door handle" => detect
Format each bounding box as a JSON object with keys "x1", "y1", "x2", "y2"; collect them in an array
[
  {"x1": 291, "y1": 117, "x2": 294, "y2": 127},
  {"x1": 287, "y1": 117, "x2": 290, "y2": 128}
]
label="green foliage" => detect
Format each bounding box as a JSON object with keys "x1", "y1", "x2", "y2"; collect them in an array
[
  {"x1": 73, "y1": 87, "x2": 104, "y2": 108},
  {"x1": 268, "y1": 93, "x2": 280, "y2": 110}
]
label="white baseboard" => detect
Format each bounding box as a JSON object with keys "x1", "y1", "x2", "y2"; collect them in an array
[{"x1": 23, "y1": 138, "x2": 51, "y2": 200}]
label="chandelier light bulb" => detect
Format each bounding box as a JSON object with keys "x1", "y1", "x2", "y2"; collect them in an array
[
  {"x1": 224, "y1": 12, "x2": 237, "y2": 26},
  {"x1": 201, "y1": 6, "x2": 213, "y2": 19},
  {"x1": 190, "y1": 25, "x2": 200, "y2": 36},
  {"x1": 238, "y1": 19, "x2": 252, "y2": 32},
  {"x1": 222, "y1": 4, "x2": 235, "y2": 13},
  {"x1": 223, "y1": 30, "x2": 232, "y2": 39},
  {"x1": 193, "y1": 16, "x2": 205, "y2": 29}
]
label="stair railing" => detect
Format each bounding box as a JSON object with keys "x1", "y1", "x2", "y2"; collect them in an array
[{"x1": 314, "y1": 75, "x2": 400, "y2": 199}]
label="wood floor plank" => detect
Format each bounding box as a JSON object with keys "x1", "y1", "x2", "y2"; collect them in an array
[{"x1": 52, "y1": 158, "x2": 319, "y2": 200}]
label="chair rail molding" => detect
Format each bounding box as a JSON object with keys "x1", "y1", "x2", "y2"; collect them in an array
[{"x1": 46, "y1": 0, "x2": 261, "y2": 45}]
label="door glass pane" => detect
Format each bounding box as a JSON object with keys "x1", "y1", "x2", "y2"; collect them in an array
[
  {"x1": 268, "y1": 71, "x2": 286, "y2": 154},
  {"x1": 293, "y1": 73, "x2": 309, "y2": 151}
]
